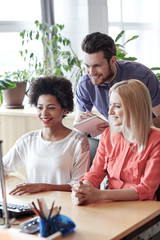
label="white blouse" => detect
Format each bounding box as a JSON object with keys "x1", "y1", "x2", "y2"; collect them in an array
[{"x1": 3, "y1": 129, "x2": 90, "y2": 186}]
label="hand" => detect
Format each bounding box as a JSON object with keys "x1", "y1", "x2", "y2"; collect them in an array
[
  {"x1": 96, "y1": 122, "x2": 109, "y2": 132},
  {"x1": 71, "y1": 181, "x2": 100, "y2": 205},
  {"x1": 9, "y1": 183, "x2": 44, "y2": 195},
  {"x1": 80, "y1": 111, "x2": 95, "y2": 121}
]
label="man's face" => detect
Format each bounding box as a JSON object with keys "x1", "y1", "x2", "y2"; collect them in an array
[{"x1": 84, "y1": 51, "x2": 116, "y2": 86}]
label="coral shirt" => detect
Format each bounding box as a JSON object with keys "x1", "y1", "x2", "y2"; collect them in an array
[{"x1": 82, "y1": 127, "x2": 160, "y2": 200}]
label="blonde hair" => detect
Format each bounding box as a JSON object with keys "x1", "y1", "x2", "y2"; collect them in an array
[{"x1": 109, "y1": 79, "x2": 153, "y2": 154}]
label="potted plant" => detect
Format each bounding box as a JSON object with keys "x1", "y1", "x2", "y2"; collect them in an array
[
  {"x1": 0, "y1": 21, "x2": 84, "y2": 109},
  {"x1": 0, "y1": 69, "x2": 32, "y2": 109},
  {"x1": 19, "y1": 20, "x2": 84, "y2": 92},
  {"x1": 0, "y1": 78, "x2": 16, "y2": 105}
]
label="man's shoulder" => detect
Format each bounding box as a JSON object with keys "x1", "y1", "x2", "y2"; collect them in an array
[
  {"x1": 77, "y1": 74, "x2": 95, "y2": 91},
  {"x1": 116, "y1": 60, "x2": 154, "y2": 79},
  {"x1": 117, "y1": 60, "x2": 150, "y2": 71},
  {"x1": 79, "y1": 74, "x2": 92, "y2": 85}
]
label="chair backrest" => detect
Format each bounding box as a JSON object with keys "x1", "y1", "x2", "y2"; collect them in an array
[
  {"x1": 156, "y1": 185, "x2": 160, "y2": 201},
  {"x1": 88, "y1": 137, "x2": 99, "y2": 167}
]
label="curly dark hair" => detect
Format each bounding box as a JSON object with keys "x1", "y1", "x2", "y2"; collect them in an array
[
  {"x1": 81, "y1": 32, "x2": 117, "y2": 62},
  {"x1": 28, "y1": 75, "x2": 74, "y2": 116}
]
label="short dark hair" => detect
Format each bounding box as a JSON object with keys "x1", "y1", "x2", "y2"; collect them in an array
[
  {"x1": 28, "y1": 75, "x2": 74, "y2": 116},
  {"x1": 81, "y1": 32, "x2": 116, "y2": 62}
]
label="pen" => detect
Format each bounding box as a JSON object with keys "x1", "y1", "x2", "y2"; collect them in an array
[
  {"x1": 48, "y1": 200, "x2": 55, "y2": 219},
  {"x1": 29, "y1": 203, "x2": 41, "y2": 217},
  {"x1": 37, "y1": 198, "x2": 45, "y2": 218}
]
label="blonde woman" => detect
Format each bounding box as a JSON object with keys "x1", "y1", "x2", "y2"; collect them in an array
[{"x1": 72, "y1": 79, "x2": 160, "y2": 205}]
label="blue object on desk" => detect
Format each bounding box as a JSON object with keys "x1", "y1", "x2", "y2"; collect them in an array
[{"x1": 39, "y1": 214, "x2": 76, "y2": 237}]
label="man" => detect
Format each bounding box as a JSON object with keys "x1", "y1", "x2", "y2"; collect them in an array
[{"x1": 74, "y1": 32, "x2": 160, "y2": 131}]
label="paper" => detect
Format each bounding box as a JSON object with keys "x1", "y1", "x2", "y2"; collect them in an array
[{"x1": 73, "y1": 115, "x2": 108, "y2": 137}]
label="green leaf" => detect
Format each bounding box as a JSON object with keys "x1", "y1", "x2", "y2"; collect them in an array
[
  {"x1": 124, "y1": 35, "x2": 139, "y2": 45},
  {"x1": 115, "y1": 30, "x2": 125, "y2": 42},
  {"x1": 115, "y1": 43, "x2": 124, "y2": 48},
  {"x1": 35, "y1": 32, "x2": 39, "y2": 40},
  {"x1": 29, "y1": 31, "x2": 33, "y2": 40},
  {"x1": 0, "y1": 79, "x2": 16, "y2": 90},
  {"x1": 151, "y1": 67, "x2": 160, "y2": 71},
  {"x1": 30, "y1": 53, "x2": 34, "y2": 58},
  {"x1": 156, "y1": 73, "x2": 160, "y2": 80},
  {"x1": 35, "y1": 20, "x2": 39, "y2": 27},
  {"x1": 19, "y1": 51, "x2": 23, "y2": 57},
  {"x1": 53, "y1": 25, "x2": 58, "y2": 34},
  {"x1": 41, "y1": 36, "x2": 45, "y2": 43},
  {"x1": 122, "y1": 57, "x2": 137, "y2": 61},
  {"x1": 20, "y1": 30, "x2": 25, "y2": 38},
  {"x1": 0, "y1": 91, "x2": 3, "y2": 104}
]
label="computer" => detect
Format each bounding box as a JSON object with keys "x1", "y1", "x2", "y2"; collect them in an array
[{"x1": 0, "y1": 140, "x2": 33, "y2": 223}]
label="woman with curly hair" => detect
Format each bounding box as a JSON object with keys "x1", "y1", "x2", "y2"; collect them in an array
[{"x1": 3, "y1": 75, "x2": 90, "y2": 194}]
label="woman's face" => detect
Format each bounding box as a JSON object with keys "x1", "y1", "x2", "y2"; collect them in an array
[
  {"x1": 37, "y1": 94, "x2": 67, "y2": 128},
  {"x1": 108, "y1": 91, "x2": 124, "y2": 126}
]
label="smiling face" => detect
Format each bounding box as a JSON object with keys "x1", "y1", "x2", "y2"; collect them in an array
[
  {"x1": 37, "y1": 94, "x2": 67, "y2": 128},
  {"x1": 108, "y1": 91, "x2": 124, "y2": 126},
  {"x1": 84, "y1": 51, "x2": 117, "y2": 85}
]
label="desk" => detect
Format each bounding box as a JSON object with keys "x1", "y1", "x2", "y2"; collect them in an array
[{"x1": 1, "y1": 176, "x2": 160, "y2": 240}]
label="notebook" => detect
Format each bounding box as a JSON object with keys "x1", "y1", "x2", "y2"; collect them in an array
[{"x1": 73, "y1": 115, "x2": 108, "y2": 137}]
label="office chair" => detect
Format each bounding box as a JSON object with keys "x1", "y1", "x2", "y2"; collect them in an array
[
  {"x1": 87, "y1": 137, "x2": 99, "y2": 167},
  {"x1": 87, "y1": 136, "x2": 108, "y2": 189},
  {"x1": 156, "y1": 185, "x2": 160, "y2": 201}
]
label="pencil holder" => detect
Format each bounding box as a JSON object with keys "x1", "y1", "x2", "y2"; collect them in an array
[{"x1": 39, "y1": 214, "x2": 76, "y2": 237}]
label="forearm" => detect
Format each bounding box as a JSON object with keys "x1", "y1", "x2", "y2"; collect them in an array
[
  {"x1": 38, "y1": 183, "x2": 72, "y2": 192},
  {"x1": 74, "y1": 109, "x2": 85, "y2": 124},
  {"x1": 98, "y1": 188, "x2": 139, "y2": 201},
  {"x1": 152, "y1": 116, "x2": 160, "y2": 128},
  {"x1": 152, "y1": 104, "x2": 160, "y2": 128},
  {"x1": 72, "y1": 183, "x2": 139, "y2": 205},
  {"x1": 10, "y1": 183, "x2": 71, "y2": 195}
]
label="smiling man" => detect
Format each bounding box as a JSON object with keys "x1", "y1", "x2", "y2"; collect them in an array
[{"x1": 74, "y1": 32, "x2": 160, "y2": 132}]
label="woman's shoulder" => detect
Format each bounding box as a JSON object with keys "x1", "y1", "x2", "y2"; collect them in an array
[
  {"x1": 146, "y1": 127, "x2": 160, "y2": 147},
  {"x1": 100, "y1": 127, "x2": 123, "y2": 145},
  {"x1": 16, "y1": 129, "x2": 41, "y2": 143},
  {"x1": 70, "y1": 130, "x2": 89, "y2": 153},
  {"x1": 101, "y1": 127, "x2": 112, "y2": 138},
  {"x1": 149, "y1": 127, "x2": 160, "y2": 138},
  {"x1": 70, "y1": 130, "x2": 88, "y2": 141}
]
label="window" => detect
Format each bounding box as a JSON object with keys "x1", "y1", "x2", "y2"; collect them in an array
[
  {"x1": 0, "y1": 0, "x2": 41, "y2": 74},
  {"x1": 107, "y1": 0, "x2": 160, "y2": 69}
]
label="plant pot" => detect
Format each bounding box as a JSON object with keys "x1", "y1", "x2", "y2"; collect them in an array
[{"x1": 2, "y1": 81, "x2": 27, "y2": 109}]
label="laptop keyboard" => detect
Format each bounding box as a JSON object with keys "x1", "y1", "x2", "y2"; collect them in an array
[{"x1": 0, "y1": 201, "x2": 34, "y2": 218}]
